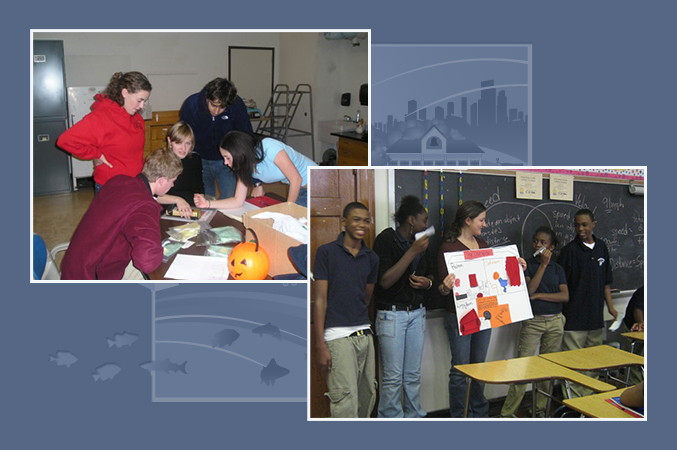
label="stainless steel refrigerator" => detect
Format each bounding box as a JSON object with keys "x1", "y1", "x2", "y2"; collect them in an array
[{"x1": 33, "y1": 40, "x2": 72, "y2": 195}]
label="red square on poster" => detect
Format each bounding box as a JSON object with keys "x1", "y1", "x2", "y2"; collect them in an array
[{"x1": 469, "y1": 273, "x2": 478, "y2": 287}]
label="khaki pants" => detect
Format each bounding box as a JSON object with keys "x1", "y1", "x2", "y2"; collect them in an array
[
  {"x1": 325, "y1": 334, "x2": 377, "y2": 418},
  {"x1": 501, "y1": 313, "x2": 565, "y2": 417},
  {"x1": 560, "y1": 328, "x2": 604, "y2": 398},
  {"x1": 122, "y1": 261, "x2": 145, "y2": 280}
]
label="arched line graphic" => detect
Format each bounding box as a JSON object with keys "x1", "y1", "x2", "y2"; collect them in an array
[
  {"x1": 155, "y1": 314, "x2": 306, "y2": 341},
  {"x1": 374, "y1": 58, "x2": 529, "y2": 86},
  {"x1": 156, "y1": 340, "x2": 265, "y2": 367}
]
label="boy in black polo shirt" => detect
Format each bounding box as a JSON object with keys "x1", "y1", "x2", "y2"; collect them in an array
[
  {"x1": 558, "y1": 209, "x2": 618, "y2": 397},
  {"x1": 312, "y1": 202, "x2": 380, "y2": 418}
]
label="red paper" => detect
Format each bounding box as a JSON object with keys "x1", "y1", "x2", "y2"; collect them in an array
[
  {"x1": 463, "y1": 248, "x2": 494, "y2": 260},
  {"x1": 246, "y1": 196, "x2": 282, "y2": 208},
  {"x1": 459, "y1": 309, "x2": 481, "y2": 335},
  {"x1": 505, "y1": 256, "x2": 522, "y2": 287}
]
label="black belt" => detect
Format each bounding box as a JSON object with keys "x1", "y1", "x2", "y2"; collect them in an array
[
  {"x1": 377, "y1": 303, "x2": 423, "y2": 312},
  {"x1": 349, "y1": 328, "x2": 373, "y2": 337}
]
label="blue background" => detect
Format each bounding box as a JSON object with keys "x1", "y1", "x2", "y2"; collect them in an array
[{"x1": 11, "y1": 0, "x2": 666, "y2": 448}]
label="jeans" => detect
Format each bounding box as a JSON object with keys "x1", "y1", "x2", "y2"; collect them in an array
[
  {"x1": 202, "y1": 158, "x2": 236, "y2": 199},
  {"x1": 325, "y1": 334, "x2": 377, "y2": 418},
  {"x1": 444, "y1": 312, "x2": 491, "y2": 417},
  {"x1": 295, "y1": 187, "x2": 308, "y2": 207},
  {"x1": 375, "y1": 306, "x2": 427, "y2": 418}
]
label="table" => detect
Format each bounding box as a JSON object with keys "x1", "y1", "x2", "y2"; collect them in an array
[
  {"x1": 455, "y1": 356, "x2": 616, "y2": 418},
  {"x1": 539, "y1": 345, "x2": 644, "y2": 386},
  {"x1": 622, "y1": 331, "x2": 645, "y2": 354},
  {"x1": 563, "y1": 387, "x2": 643, "y2": 418},
  {"x1": 147, "y1": 211, "x2": 245, "y2": 280}
]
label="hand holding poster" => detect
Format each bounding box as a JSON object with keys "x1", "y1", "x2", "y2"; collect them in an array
[{"x1": 444, "y1": 244, "x2": 533, "y2": 335}]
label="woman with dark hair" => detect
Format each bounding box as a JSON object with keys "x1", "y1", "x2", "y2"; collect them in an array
[
  {"x1": 372, "y1": 195, "x2": 434, "y2": 418},
  {"x1": 193, "y1": 130, "x2": 316, "y2": 209},
  {"x1": 57, "y1": 71, "x2": 152, "y2": 191},
  {"x1": 437, "y1": 200, "x2": 526, "y2": 417}
]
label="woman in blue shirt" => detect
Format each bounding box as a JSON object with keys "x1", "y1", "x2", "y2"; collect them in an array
[{"x1": 194, "y1": 131, "x2": 316, "y2": 209}]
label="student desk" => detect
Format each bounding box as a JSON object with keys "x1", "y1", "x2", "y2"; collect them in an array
[
  {"x1": 454, "y1": 356, "x2": 616, "y2": 418},
  {"x1": 562, "y1": 387, "x2": 642, "y2": 418},
  {"x1": 621, "y1": 331, "x2": 645, "y2": 354},
  {"x1": 539, "y1": 345, "x2": 644, "y2": 386},
  {"x1": 147, "y1": 211, "x2": 246, "y2": 280}
]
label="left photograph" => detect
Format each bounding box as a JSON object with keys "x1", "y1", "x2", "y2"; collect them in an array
[{"x1": 31, "y1": 30, "x2": 369, "y2": 281}]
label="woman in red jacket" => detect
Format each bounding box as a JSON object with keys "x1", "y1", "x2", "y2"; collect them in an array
[{"x1": 57, "y1": 71, "x2": 152, "y2": 191}]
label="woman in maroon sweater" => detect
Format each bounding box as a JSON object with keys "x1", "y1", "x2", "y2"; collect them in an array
[{"x1": 437, "y1": 200, "x2": 525, "y2": 417}]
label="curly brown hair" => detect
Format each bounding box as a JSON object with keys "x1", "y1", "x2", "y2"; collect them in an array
[{"x1": 102, "y1": 71, "x2": 152, "y2": 106}]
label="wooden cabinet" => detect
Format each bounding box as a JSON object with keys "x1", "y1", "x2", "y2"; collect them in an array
[
  {"x1": 332, "y1": 132, "x2": 368, "y2": 166},
  {"x1": 144, "y1": 110, "x2": 180, "y2": 158}
]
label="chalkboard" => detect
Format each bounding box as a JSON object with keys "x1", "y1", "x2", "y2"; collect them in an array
[
  {"x1": 394, "y1": 170, "x2": 644, "y2": 309},
  {"x1": 394, "y1": 170, "x2": 460, "y2": 309}
]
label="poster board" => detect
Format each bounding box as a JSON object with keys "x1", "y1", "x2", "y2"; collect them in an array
[{"x1": 444, "y1": 244, "x2": 532, "y2": 335}]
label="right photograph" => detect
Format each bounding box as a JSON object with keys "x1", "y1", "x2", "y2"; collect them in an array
[{"x1": 309, "y1": 167, "x2": 645, "y2": 420}]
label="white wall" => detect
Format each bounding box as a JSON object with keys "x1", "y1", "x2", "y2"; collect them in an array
[
  {"x1": 280, "y1": 32, "x2": 368, "y2": 160},
  {"x1": 33, "y1": 31, "x2": 368, "y2": 162}
]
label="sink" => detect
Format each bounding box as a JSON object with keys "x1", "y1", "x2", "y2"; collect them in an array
[{"x1": 318, "y1": 119, "x2": 357, "y2": 133}]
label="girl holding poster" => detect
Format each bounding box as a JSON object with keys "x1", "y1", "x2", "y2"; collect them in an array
[{"x1": 437, "y1": 200, "x2": 526, "y2": 418}]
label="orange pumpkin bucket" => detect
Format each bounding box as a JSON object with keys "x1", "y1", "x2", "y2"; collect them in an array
[{"x1": 228, "y1": 228, "x2": 270, "y2": 280}]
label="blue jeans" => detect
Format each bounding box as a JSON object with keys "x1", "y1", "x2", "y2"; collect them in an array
[
  {"x1": 202, "y1": 158, "x2": 236, "y2": 199},
  {"x1": 375, "y1": 306, "x2": 427, "y2": 418},
  {"x1": 444, "y1": 312, "x2": 491, "y2": 418},
  {"x1": 295, "y1": 187, "x2": 308, "y2": 207}
]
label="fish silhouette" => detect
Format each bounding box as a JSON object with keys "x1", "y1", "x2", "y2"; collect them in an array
[
  {"x1": 260, "y1": 358, "x2": 290, "y2": 386},
  {"x1": 212, "y1": 329, "x2": 240, "y2": 348},
  {"x1": 139, "y1": 358, "x2": 188, "y2": 375},
  {"x1": 252, "y1": 322, "x2": 281, "y2": 340},
  {"x1": 92, "y1": 363, "x2": 122, "y2": 381},
  {"x1": 48, "y1": 350, "x2": 78, "y2": 368},
  {"x1": 106, "y1": 331, "x2": 139, "y2": 348}
]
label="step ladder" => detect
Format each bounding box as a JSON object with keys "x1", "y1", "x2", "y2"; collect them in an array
[{"x1": 256, "y1": 84, "x2": 315, "y2": 158}]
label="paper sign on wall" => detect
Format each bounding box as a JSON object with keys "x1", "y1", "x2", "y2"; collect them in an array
[
  {"x1": 550, "y1": 173, "x2": 574, "y2": 201},
  {"x1": 444, "y1": 244, "x2": 533, "y2": 335}
]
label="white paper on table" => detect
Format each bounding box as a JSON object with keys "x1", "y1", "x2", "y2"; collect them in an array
[
  {"x1": 164, "y1": 254, "x2": 229, "y2": 280},
  {"x1": 218, "y1": 203, "x2": 259, "y2": 222}
]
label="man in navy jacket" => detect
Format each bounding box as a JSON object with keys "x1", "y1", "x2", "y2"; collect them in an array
[{"x1": 180, "y1": 78, "x2": 253, "y2": 199}]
